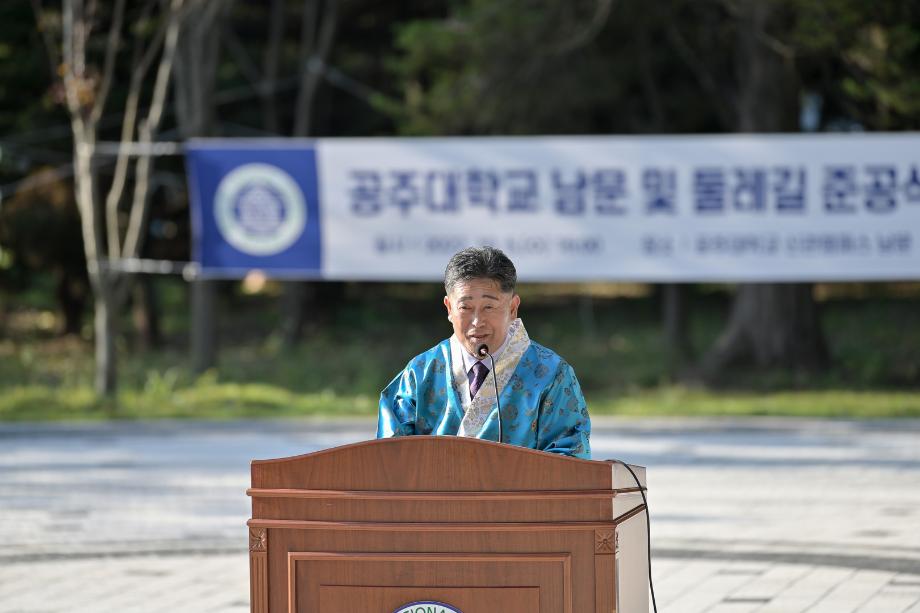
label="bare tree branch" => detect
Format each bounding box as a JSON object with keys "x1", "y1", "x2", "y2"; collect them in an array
[
  {"x1": 172, "y1": 0, "x2": 229, "y2": 138},
  {"x1": 551, "y1": 0, "x2": 615, "y2": 55},
  {"x1": 60, "y1": 0, "x2": 85, "y2": 119},
  {"x1": 294, "y1": 0, "x2": 338, "y2": 136},
  {"x1": 103, "y1": 87, "x2": 139, "y2": 259},
  {"x1": 72, "y1": 0, "x2": 86, "y2": 79},
  {"x1": 758, "y1": 30, "x2": 795, "y2": 61},
  {"x1": 135, "y1": 9, "x2": 172, "y2": 82},
  {"x1": 84, "y1": 0, "x2": 98, "y2": 41},
  {"x1": 223, "y1": 27, "x2": 264, "y2": 90},
  {"x1": 122, "y1": 0, "x2": 184, "y2": 263},
  {"x1": 103, "y1": 6, "x2": 171, "y2": 258},
  {"x1": 300, "y1": 0, "x2": 319, "y2": 64},
  {"x1": 29, "y1": 0, "x2": 62, "y2": 82},
  {"x1": 665, "y1": 22, "x2": 737, "y2": 130},
  {"x1": 89, "y1": 0, "x2": 126, "y2": 125},
  {"x1": 637, "y1": 14, "x2": 664, "y2": 130},
  {"x1": 262, "y1": 0, "x2": 285, "y2": 133}
]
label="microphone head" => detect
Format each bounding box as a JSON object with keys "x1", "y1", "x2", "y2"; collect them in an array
[{"x1": 476, "y1": 343, "x2": 489, "y2": 358}]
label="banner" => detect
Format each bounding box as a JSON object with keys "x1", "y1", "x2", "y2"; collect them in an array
[{"x1": 186, "y1": 134, "x2": 920, "y2": 282}]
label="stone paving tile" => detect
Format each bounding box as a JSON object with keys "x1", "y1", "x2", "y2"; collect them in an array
[
  {"x1": 853, "y1": 574, "x2": 920, "y2": 613},
  {"x1": 705, "y1": 602, "x2": 765, "y2": 613},
  {"x1": 756, "y1": 567, "x2": 854, "y2": 612},
  {"x1": 1, "y1": 417, "x2": 919, "y2": 612},
  {"x1": 0, "y1": 555, "x2": 249, "y2": 613},
  {"x1": 806, "y1": 569, "x2": 900, "y2": 613},
  {"x1": 855, "y1": 592, "x2": 920, "y2": 613},
  {"x1": 722, "y1": 563, "x2": 812, "y2": 604},
  {"x1": 651, "y1": 559, "x2": 725, "y2": 605},
  {"x1": 660, "y1": 568, "x2": 758, "y2": 613}
]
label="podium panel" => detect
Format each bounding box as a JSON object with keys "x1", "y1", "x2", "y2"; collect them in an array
[
  {"x1": 291, "y1": 553, "x2": 564, "y2": 612},
  {"x1": 319, "y1": 587, "x2": 539, "y2": 612},
  {"x1": 248, "y1": 437, "x2": 648, "y2": 613}
]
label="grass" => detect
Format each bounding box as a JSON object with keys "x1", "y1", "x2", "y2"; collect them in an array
[
  {"x1": 0, "y1": 279, "x2": 919, "y2": 421},
  {"x1": 590, "y1": 388, "x2": 920, "y2": 417}
]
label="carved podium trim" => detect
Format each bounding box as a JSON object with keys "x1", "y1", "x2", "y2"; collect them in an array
[
  {"x1": 595, "y1": 529, "x2": 615, "y2": 554},
  {"x1": 249, "y1": 528, "x2": 268, "y2": 613}
]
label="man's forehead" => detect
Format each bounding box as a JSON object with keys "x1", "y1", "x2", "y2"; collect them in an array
[{"x1": 449, "y1": 278, "x2": 510, "y2": 300}]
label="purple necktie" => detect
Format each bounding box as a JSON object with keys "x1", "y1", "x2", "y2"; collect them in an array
[{"x1": 468, "y1": 361, "x2": 489, "y2": 399}]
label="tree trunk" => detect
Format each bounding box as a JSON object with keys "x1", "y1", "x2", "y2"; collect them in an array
[
  {"x1": 261, "y1": 0, "x2": 285, "y2": 134},
  {"x1": 92, "y1": 272, "x2": 118, "y2": 396},
  {"x1": 35, "y1": 0, "x2": 183, "y2": 397},
  {"x1": 280, "y1": 0, "x2": 339, "y2": 347},
  {"x1": 578, "y1": 294, "x2": 597, "y2": 343},
  {"x1": 132, "y1": 276, "x2": 162, "y2": 350},
  {"x1": 56, "y1": 271, "x2": 87, "y2": 335},
  {"x1": 280, "y1": 282, "x2": 309, "y2": 349},
  {"x1": 701, "y1": 284, "x2": 827, "y2": 375},
  {"x1": 697, "y1": 0, "x2": 828, "y2": 381},
  {"x1": 191, "y1": 279, "x2": 219, "y2": 372},
  {"x1": 174, "y1": 0, "x2": 229, "y2": 371},
  {"x1": 662, "y1": 284, "x2": 693, "y2": 369},
  {"x1": 73, "y1": 136, "x2": 119, "y2": 396},
  {"x1": 638, "y1": 15, "x2": 695, "y2": 367}
]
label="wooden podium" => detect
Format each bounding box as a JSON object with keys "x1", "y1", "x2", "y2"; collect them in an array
[{"x1": 247, "y1": 436, "x2": 649, "y2": 613}]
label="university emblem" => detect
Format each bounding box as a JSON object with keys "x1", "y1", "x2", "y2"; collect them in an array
[{"x1": 213, "y1": 162, "x2": 306, "y2": 256}]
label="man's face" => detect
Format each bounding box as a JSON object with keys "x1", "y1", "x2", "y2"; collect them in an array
[{"x1": 444, "y1": 277, "x2": 520, "y2": 357}]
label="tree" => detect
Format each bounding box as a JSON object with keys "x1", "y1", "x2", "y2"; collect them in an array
[
  {"x1": 689, "y1": 0, "x2": 920, "y2": 377},
  {"x1": 32, "y1": 0, "x2": 185, "y2": 395},
  {"x1": 170, "y1": 0, "x2": 232, "y2": 373},
  {"x1": 0, "y1": 167, "x2": 88, "y2": 334},
  {"x1": 278, "y1": 0, "x2": 340, "y2": 347},
  {"x1": 385, "y1": 0, "x2": 920, "y2": 380},
  {"x1": 680, "y1": 0, "x2": 830, "y2": 378}
]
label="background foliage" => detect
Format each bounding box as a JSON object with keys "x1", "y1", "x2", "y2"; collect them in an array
[{"x1": 1, "y1": 0, "x2": 919, "y2": 419}]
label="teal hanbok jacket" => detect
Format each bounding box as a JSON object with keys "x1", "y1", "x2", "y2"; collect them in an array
[{"x1": 377, "y1": 319, "x2": 591, "y2": 459}]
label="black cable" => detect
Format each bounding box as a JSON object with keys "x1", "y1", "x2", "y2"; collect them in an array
[
  {"x1": 611, "y1": 459, "x2": 658, "y2": 613},
  {"x1": 487, "y1": 353, "x2": 502, "y2": 444}
]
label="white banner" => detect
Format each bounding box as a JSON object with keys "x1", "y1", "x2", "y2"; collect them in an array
[
  {"x1": 317, "y1": 134, "x2": 920, "y2": 282},
  {"x1": 189, "y1": 134, "x2": 920, "y2": 282}
]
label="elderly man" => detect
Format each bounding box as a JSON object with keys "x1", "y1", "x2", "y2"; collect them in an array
[{"x1": 377, "y1": 246, "x2": 591, "y2": 459}]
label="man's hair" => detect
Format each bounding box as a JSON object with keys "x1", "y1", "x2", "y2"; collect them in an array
[{"x1": 444, "y1": 246, "x2": 517, "y2": 295}]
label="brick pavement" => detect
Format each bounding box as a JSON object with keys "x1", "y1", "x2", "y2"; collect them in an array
[{"x1": 1, "y1": 417, "x2": 918, "y2": 612}]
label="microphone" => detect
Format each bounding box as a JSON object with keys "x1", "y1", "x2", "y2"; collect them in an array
[{"x1": 475, "y1": 343, "x2": 503, "y2": 444}]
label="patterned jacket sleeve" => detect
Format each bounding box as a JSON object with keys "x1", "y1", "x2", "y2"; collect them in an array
[
  {"x1": 376, "y1": 364, "x2": 418, "y2": 438},
  {"x1": 535, "y1": 362, "x2": 591, "y2": 459}
]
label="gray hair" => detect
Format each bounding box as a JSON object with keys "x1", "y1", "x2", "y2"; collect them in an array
[{"x1": 444, "y1": 246, "x2": 517, "y2": 295}]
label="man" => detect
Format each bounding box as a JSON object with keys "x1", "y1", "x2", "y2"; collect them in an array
[{"x1": 377, "y1": 246, "x2": 591, "y2": 459}]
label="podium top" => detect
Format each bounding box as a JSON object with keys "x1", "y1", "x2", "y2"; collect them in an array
[{"x1": 251, "y1": 436, "x2": 639, "y2": 492}]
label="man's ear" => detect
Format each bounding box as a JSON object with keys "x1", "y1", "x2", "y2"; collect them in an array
[
  {"x1": 443, "y1": 295, "x2": 452, "y2": 320},
  {"x1": 510, "y1": 293, "x2": 521, "y2": 318}
]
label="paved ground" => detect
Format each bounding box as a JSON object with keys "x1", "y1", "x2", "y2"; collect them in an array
[{"x1": 1, "y1": 416, "x2": 919, "y2": 612}]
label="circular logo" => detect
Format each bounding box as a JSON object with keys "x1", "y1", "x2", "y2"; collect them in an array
[
  {"x1": 392, "y1": 602, "x2": 462, "y2": 613},
  {"x1": 214, "y1": 163, "x2": 306, "y2": 256}
]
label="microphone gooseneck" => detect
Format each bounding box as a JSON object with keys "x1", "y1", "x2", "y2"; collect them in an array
[{"x1": 475, "y1": 343, "x2": 503, "y2": 444}]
